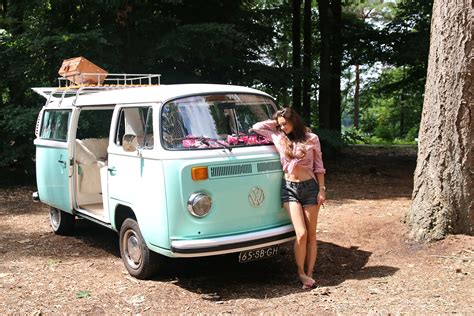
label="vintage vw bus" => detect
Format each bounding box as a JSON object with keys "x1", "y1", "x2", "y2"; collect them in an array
[{"x1": 32, "y1": 73, "x2": 294, "y2": 279}]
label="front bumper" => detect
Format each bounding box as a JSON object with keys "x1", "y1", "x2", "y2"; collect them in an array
[{"x1": 170, "y1": 224, "x2": 295, "y2": 257}]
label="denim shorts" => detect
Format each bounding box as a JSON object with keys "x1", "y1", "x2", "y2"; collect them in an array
[{"x1": 281, "y1": 178, "x2": 319, "y2": 206}]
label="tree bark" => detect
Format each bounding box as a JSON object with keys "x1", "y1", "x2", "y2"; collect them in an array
[
  {"x1": 1, "y1": 0, "x2": 7, "y2": 17},
  {"x1": 354, "y1": 64, "x2": 360, "y2": 128},
  {"x1": 317, "y1": 0, "x2": 331, "y2": 129},
  {"x1": 407, "y1": 0, "x2": 474, "y2": 241},
  {"x1": 318, "y1": 0, "x2": 342, "y2": 132},
  {"x1": 292, "y1": 0, "x2": 302, "y2": 114},
  {"x1": 329, "y1": 0, "x2": 342, "y2": 134},
  {"x1": 302, "y1": 0, "x2": 312, "y2": 122}
]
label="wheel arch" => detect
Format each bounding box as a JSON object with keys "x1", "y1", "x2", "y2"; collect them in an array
[
  {"x1": 110, "y1": 200, "x2": 170, "y2": 253},
  {"x1": 114, "y1": 204, "x2": 137, "y2": 232}
]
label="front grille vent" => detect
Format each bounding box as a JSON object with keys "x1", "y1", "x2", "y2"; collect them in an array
[
  {"x1": 257, "y1": 161, "x2": 281, "y2": 172},
  {"x1": 210, "y1": 164, "x2": 253, "y2": 178}
]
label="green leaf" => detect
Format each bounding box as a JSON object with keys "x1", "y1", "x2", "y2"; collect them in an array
[
  {"x1": 47, "y1": 258, "x2": 61, "y2": 266},
  {"x1": 76, "y1": 290, "x2": 91, "y2": 299}
]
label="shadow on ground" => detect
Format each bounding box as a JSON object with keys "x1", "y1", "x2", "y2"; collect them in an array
[
  {"x1": 1, "y1": 209, "x2": 399, "y2": 301},
  {"x1": 157, "y1": 240, "x2": 398, "y2": 300}
]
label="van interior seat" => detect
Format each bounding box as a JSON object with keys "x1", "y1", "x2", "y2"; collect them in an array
[
  {"x1": 76, "y1": 138, "x2": 108, "y2": 164},
  {"x1": 75, "y1": 138, "x2": 109, "y2": 194}
]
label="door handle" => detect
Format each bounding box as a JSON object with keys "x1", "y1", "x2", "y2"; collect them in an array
[
  {"x1": 58, "y1": 159, "x2": 66, "y2": 168},
  {"x1": 108, "y1": 166, "x2": 117, "y2": 176}
]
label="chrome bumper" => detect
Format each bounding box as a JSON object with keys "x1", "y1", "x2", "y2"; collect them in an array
[{"x1": 170, "y1": 224, "x2": 295, "y2": 257}]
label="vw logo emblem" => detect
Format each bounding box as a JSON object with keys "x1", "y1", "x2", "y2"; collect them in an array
[{"x1": 248, "y1": 187, "x2": 265, "y2": 208}]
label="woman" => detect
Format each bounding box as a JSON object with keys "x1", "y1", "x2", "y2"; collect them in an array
[{"x1": 252, "y1": 107, "x2": 326, "y2": 289}]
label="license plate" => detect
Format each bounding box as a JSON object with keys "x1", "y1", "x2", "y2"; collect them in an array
[{"x1": 238, "y1": 245, "x2": 279, "y2": 263}]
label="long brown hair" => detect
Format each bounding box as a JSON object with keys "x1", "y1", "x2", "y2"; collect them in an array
[{"x1": 273, "y1": 107, "x2": 310, "y2": 159}]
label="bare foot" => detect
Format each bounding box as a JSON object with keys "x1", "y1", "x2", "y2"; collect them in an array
[{"x1": 299, "y1": 274, "x2": 315, "y2": 289}]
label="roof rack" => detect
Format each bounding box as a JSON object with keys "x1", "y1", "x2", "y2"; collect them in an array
[
  {"x1": 33, "y1": 73, "x2": 162, "y2": 107},
  {"x1": 58, "y1": 73, "x2": 161, "y2": 88}
]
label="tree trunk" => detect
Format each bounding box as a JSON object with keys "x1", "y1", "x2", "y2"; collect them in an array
[
  {"x1": 302, "y1": 0, "x2": 312, "y2": 122},
  {"x1": 292, "y1": 0, "x2": 302, "y2": 114},
  {"x1": 318, "y1": 0, "x2": 342, "y2": 132},
  {"x1": 354, "y1": 64, "x2": 360, "y2": 128},
  {"x1": 317, "y1": 0, "x2": 331, "y2": 129},
  {"x1": 1, "y1": 0, "x2": 7, "y2": 17},
  {"x1": 407, "y1": 0, "x2": 474, "y2": 241},
  {"x1": 329, "y1": 0, "x2": 342, "y2": 134}
]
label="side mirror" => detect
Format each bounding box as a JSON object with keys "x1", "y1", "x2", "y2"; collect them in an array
[{"x1": 122, "y1": 134, "x2": 138, "y2": 152}]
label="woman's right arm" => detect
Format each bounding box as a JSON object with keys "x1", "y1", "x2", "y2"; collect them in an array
[{"x1": 251, "y1": 119, "x2": 278, "y2": 140}]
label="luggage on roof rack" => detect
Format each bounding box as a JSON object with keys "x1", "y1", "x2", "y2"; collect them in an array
[
  {"x1": 58, "y1": 56, "x2": 108, "y2": 85},
  {"x1": 32, "y1": 57, "x2": 162, "y2": 106},
  {"x1": 57, "y1": 56, "x2": 161, "y2": 88}
]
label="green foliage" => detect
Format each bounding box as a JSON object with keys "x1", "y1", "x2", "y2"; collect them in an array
[
  {"x1": 341, "y1": 127, "x2": 367, "y2": 144},
  {"x1": 0, "y1": 0, "x2": 431, "y2": 175},
  {"x1": 0, "y1": 0, "x2": 280, "y2": 174},
  {"x1": 0, "y1": 105, "x2": 38, "y2": 170},
  {"x1": 46, "y1": 258, "x2": 61, "y2": 266},
  {"x1": 359, "y1": 67, "x2": 423, "y2": 142},
  {"x1": 340, "y1": 0, "x2": 430, "y2": 145},
  {"x1": 342, "y1": 65, "x2": 423, "y2": 145},
  {"x1": 75, "y1": 290, "x2": 91, "y2": 299}
]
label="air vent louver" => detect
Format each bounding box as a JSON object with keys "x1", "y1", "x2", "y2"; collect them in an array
[
  {"x1": 257, "y1": 161, "x2": 281, "y2": 172},
  {"x1": 210, "y1": 164, "x2": 252, "y2": 178}
]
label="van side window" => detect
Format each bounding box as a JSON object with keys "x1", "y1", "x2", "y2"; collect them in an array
[
  {"x1": 77, "y1": 109, "x2": 113, "y2": 139},
  {"x1": 115, "y1": 107, "x2": 153, "y2": 149},
  {"x1": 39, "y1": 110, "x2": 71, "y2": 141}
]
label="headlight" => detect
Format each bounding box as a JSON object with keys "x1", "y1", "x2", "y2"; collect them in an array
[{"x1": 187, "y1": 192, "x2": 212, "y2": 217}]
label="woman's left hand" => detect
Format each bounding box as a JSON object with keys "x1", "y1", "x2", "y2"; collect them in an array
[{"x1": 318, "y1": 189, "x2": 326, "y2": 206}]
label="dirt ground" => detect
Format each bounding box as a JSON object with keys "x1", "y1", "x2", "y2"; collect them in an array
[{"x1": 0, "y1": 146, "x2": 473, "y2": 314}]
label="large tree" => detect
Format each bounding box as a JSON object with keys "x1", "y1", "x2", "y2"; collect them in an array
[
  {"x1": 292, "y1": 0, "x2": 302, "y2": 114},
  {"x1": 301, "y1": 0, "x2": 312, "y2": 121},
  {"x1": 407, "y1": 0, "x2": 473, "y2": 241},
  {"x1": 317, "y1": 0, "x2": 342, "y2": 133}
]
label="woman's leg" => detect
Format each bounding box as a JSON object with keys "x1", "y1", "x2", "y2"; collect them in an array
[
  {"x1": 283, "y1": 201, "x2": 314, "y2": 286},
  {"x1": 303, "y1": 204, "x2": 320, "y2": 280}
]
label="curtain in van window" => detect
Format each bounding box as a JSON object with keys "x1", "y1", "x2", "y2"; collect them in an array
[{"x1": 40, "y1": 110, "x2": 71, "y2": 141}]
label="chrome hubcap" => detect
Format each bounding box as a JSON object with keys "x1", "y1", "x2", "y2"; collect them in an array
[
  {"x1": 124, "y1": 230, "x2": 142, "y2": 269},
  {"x1": 50, "y1": 208, "x2": 60, "y2": 229}
]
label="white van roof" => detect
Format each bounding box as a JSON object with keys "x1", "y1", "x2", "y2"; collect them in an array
[{"x1": 33, "y1": 84, "x2": 273, "y2": 108}]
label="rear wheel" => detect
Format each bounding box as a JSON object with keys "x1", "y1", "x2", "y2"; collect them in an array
[
  {"x1": 49, "y1": 207, "x2": 75, "y2": 235},
  {"x1": 119, "y1": 218, "x2": 160, "y2": 279}
]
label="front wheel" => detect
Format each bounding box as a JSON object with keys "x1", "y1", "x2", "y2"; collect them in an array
[
  {"x1": 49, "y1": 207, "x2": 75, "y2": 235},
  {"x1": 119, "y1": 218, "x2": 160, "y2": 279}
]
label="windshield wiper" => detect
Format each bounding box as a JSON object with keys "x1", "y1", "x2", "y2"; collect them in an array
[{"x1": 198, "y1": 137, "x2": 232, "y2": 152}]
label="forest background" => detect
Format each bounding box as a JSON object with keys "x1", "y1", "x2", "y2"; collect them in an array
[{"x1": 0, "y1": 0, "x2": 431, "y2": 181}]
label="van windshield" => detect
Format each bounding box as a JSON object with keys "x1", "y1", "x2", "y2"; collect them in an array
[{"x1": 161, "y1": 93, "x2": 276, "y2": 150}]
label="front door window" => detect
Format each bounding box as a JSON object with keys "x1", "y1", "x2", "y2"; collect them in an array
[{"x1": 40, "y1": 110, "x2": 71, "y2": 141}]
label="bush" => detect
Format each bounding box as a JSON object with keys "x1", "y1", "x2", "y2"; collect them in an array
[
  {"x1": 341, "y1": 127, "x2": 368, "y2": 144},
  {"x1": 373, "y1": 124, "x2": 396, "y2": 140},
  {"x1": 405, "y1": 126, "x2": 419, "y2": 143}
]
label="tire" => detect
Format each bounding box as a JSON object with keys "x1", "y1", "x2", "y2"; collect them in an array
[
  {"x1": 119, "y1": 218, "x2": 160, "y2": 279},
  {"x1": 49, "y1": 207, "x2": 75, "y2": 235}
]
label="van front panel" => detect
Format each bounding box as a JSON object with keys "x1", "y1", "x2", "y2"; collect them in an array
[{"x1": 164, "y1": 153, "x2": 290, "y2": 243}]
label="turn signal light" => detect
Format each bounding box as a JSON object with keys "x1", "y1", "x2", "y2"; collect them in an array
[{"x1": 191, "y1": 166, "x2": 208, "y2": 181}]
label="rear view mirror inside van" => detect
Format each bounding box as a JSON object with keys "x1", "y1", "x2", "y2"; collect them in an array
[{"x1": 122, "y1": 134, "x2": 138, "y2": 152}]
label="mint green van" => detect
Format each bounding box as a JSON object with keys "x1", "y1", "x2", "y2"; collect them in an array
[{"x1": 33, "y1": 74, "x2": 294, "y2": 279}]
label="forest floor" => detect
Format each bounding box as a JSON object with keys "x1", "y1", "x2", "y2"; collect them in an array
[{"x1": 0, "y1": 146, "x2": 473, "y2": 314}]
